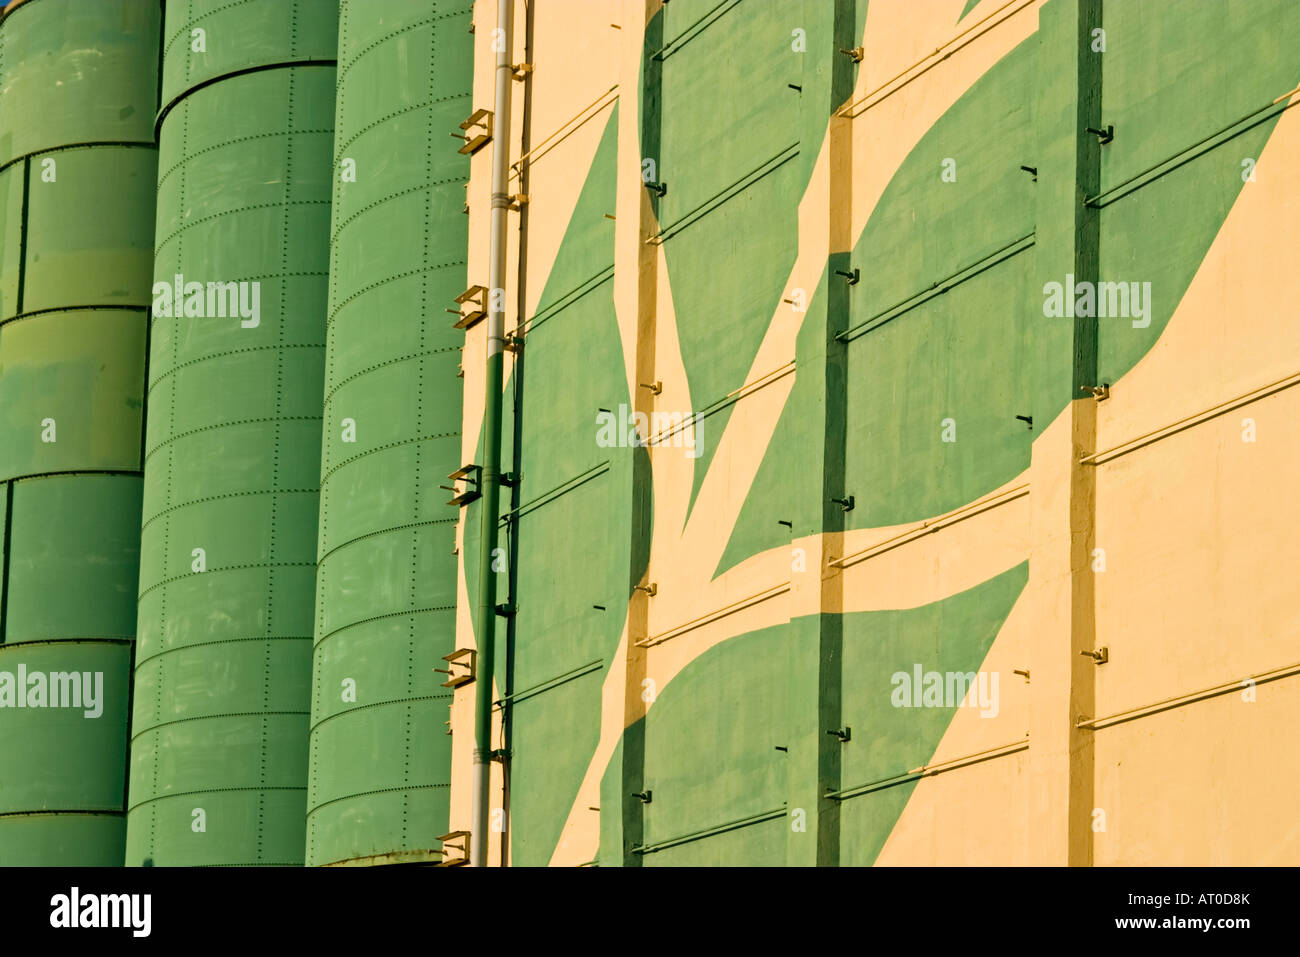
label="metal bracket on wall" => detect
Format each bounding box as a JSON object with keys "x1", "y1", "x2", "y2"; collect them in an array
[
  {"x1": 1081, "y1": 383, "x2": 1110, "y2": 401},
  {"x1": 827, "y1": 727, "x2": 852, "y2": 743},
  {"x1": 444, "y1": 464, "x2": 483, "y2": 506},
  {"x1": 1081, "y1": 647, "x2": 1109, "y2": 665},
  {"x1": 436, "y1": 831, "x2": 470, "y2": 866},
  {"x1": 449, "y1": 284, "x2": 487, "y2": 329},
  {"x1": 455, "y1": 109, "x2": 493, "y2": 154},
  {"x1": 1086, "y1": 124, "x2": 1114, "y2": 145},
  {"x1": 831, "y1": 495, "x2": 855, "y2": 512},
  {"x1": 436, "y1": 648, "x2": 477, "y2": 689}
]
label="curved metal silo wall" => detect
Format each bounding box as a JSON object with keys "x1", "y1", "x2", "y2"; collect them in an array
[
  {"x1": 305, "y1": 0, "x2": 471, "y2": 867},
  {"x1": 0, "y1": 0, "x2": 158, "y2": 867},
  {"x1": 125, "y1": 0, "x2": 337, "y2": 866}
]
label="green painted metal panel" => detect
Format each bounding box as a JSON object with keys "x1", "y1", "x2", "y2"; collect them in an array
[
  {"x1": 0, "y1": 310, "x2": 146, "y2": 480},
  {"x1": 0, "y1": 640, "x2": 132, "y2": 812},
  {"x1": 0, "y1": 0, "x2": 157, "y2": 867},
  {"x1": 4, "y1": 476, "x2": 142, "y2": 642},
  {"x1": 126, "y1": 0, "x2": 337, "y2": 867},
  {"x1": 0, "y1": 641, "x2": 133, "y2": 863},
  {"x1": 0, "y1": 0, "x2": 158, "y2": 166},
  {"x1": 306, "y1": 0, "x2": 471, "y2": 867},
  {"x1": 0, "y1": 165, "x2": 19, "y2": 317},
  {"x1": 0, "y1": 813, "x2": 126, "y2": 867},
  {"x1": 21, "y1": 147, "x2": 157, "y2": 313},
  {"x1": 0, "y1": 486, "x2": 7, "y2": 632},
  {"x1": 160, "y1": 0, "x2": 339, "y2": 109}
]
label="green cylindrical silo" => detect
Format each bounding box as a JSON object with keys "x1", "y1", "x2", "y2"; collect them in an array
[
  {"x1": 306, "y1": 0, "x2": 471, "y2": 866},
  {"x1": 125, "y1": 0, "x2": 337, "y2": 866},
  {"x1": 0, "y1": 0, "x2": 159, "y2": 865}
]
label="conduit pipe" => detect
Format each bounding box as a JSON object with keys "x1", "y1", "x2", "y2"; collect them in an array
[{"x1": 470, "y1": 0, "x2": 514, "y2": 868}]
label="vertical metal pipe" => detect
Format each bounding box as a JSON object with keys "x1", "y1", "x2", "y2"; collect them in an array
[{"x1": 470, "y1": 0, "x2": 514, "y2": 868}]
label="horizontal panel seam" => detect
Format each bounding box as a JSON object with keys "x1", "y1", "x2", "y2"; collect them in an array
[
  {"x1": 157, "y1": 128, "x2": 332, "y2": 188},
  {"x1": 316, "y1": 517, "x2": 457, "y2": 566},
  {"x1": 138, "y1": 562, "x2": 316, "y2": 601},
  {"x1": 147, "y1": 342, "x2": 325, "y2": 394},
  {"x1": 319, "y1": 431, "x2": 460, "y2": 483},
  {"x1": 140, "y1": 488, "x2": 318, "y2": 532},
  {"x1": 308, "y1": 694, "x2": 454, "y2": 734},
  {"x1": 313, "y1": 605, "x2": 457, "y2": 649},
  {"x1": 323, "y1": 347, "x2": 462, "y2": 402},
  {"x1": 154, "y1": 199, "x2": 330, "y2": 254},
  {"x1": 133, "y1": 634, "x2": 311, "y2": 669},
  {"x1": 144, "y1": 415, "x2": 322, "y2": 464}
]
